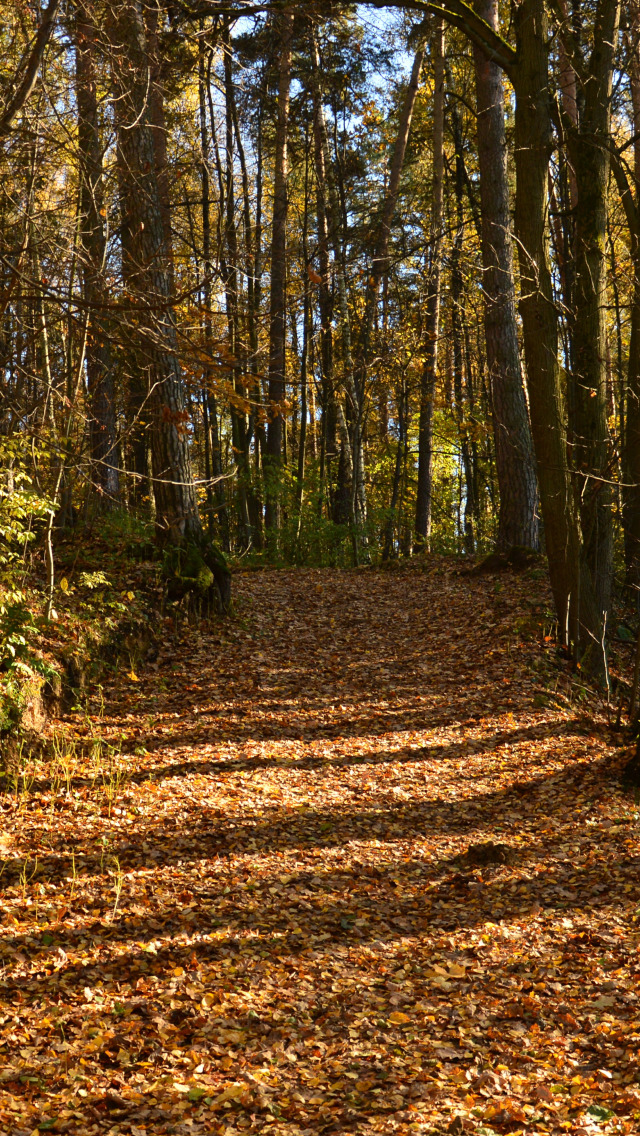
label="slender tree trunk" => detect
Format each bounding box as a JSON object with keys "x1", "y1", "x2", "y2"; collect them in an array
[
  {"x1": 76, "y1": 1, "x2": 118, "y2": 508},
  {"x1": 449, "y1": 102, "x2": 475, "y2": 554},
  {"x1": 265, "y1": 9, "x2": 294, "y2": 533},
  {"x1": 354, "y1": 40, "x2": 425, "y2": 395},
  {"x1": 296, "y1": 120, "x2": 311, "y2": 540},
  {"x1": 473, "y1": 0, "x2": 538, "y2": 551},
  {"x1": 198, "y1": 34, "x2": 229, "y2": 547},
  {"x1": 224, "y1": 37, "x2": 264, "y2": 548},
  {"x1": 415, "y1": 17, "x2": 444, "y2": 548},
  {"x1": 310, "y1": 31, "x2": 365, "y2": 535},
  {"x1": 145, "y1": 1, "x2": 173, "y2": 278},
  {"x1": 383, "y1": 379, "x2": 407, "y2": 561},
  {"x1": 310, "y1": 44, "x2": 337, "y2": 514}
]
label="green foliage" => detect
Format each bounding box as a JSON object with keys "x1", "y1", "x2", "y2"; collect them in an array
[
  {"x1": 0, "y1": 440, "x2": 54, "y2": 735},
  {"x1": 0, "y1": 438, "x2": 51, "y2": 570},
  {"x1": 0, "y1": 592, "x2": 53, "y2": 734},
  {"x1": 77, "y1": 571, "x2": 112, "y2": 591}
]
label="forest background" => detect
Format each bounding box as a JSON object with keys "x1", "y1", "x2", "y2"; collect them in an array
[
  {"x1": 4, "y1": 5, "x2": 640, "y2": 1134},
  {"x1": 2, "y1": 0, "x2": 640, "y2": 715}
]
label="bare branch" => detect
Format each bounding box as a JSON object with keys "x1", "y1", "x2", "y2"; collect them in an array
[{"x1": 0, "y1": 0, "x2": 61, "y2": 138}]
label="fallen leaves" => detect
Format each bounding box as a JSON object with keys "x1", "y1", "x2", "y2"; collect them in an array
[{"x1": 0, "y1": 564, "x2": 638, "y2": 1135}]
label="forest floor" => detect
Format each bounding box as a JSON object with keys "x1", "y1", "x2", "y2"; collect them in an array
[{"x1": 0, "y1": 561, "x2": 639, "y2": 1136}]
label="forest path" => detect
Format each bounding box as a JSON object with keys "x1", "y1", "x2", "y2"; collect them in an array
[{"x1": 2, "y1": 563, "x2": 638, "y2": 1136}]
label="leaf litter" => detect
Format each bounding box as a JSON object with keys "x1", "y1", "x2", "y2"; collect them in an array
[{"x1": 0, "y1": 561, "x2": 639, "y2": 1136}]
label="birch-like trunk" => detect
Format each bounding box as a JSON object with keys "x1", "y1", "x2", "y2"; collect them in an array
[{"x1": 415, "y1": 18, "x2": 444, "y2": 548}]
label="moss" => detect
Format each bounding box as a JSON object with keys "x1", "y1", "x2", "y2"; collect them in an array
[{"x1": 162, "y1": 539, "x2": 231, "y2": 613}]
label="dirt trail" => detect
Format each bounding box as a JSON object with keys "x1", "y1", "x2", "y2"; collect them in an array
[{"x1": 1, "y1": 564, "x2": 638, "y2": 1136}]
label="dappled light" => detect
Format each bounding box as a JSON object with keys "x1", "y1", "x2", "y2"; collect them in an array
[{"x1": 1, "y1": 565, "x2": 637, "y2": 1135}]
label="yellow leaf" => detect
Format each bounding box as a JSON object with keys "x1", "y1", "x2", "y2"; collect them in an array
[
  {"x1": 126, "y1": 591, "x2": 135, "y2": 601},
  {"x1": 59, "y1": 577, "x2": 69, "y2": 593},
  {"x1": 211, "y1": 1083, "x2": 245, "y2": 1105},
  {"x1": 128, "y1": 670, "x2": 140, "y2": 682},
  {"x1": 173, "y1": 967, "x2": 185, "y2": 977},
  {"x1": 448, "y1": 963, "x2": 467, "y2": 978},
  {"x1": 201, "y1": 993, "x2": 216, "y2": 1008},
  {"x1": 389, "y1": 1011, "x2": 411, "y2": 1025}
]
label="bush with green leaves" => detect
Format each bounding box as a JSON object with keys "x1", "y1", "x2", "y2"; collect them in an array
[{"x1": 0, "y1": 439, "x2": 54, "y2": 735}]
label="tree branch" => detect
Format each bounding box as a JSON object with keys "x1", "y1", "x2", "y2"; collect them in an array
[{"x1": 0, "y1": 0, "x2": 61, "y2": 138}]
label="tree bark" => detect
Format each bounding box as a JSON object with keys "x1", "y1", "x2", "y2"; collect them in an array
[
  {"x1": 565, "y1": 0, "x2": 619, "y2": 625},
  {"x1": 415, "y1": 17, "x2": 444, "y2": 548},
  {"x1": 624, "y1": 4, "x2": 640, "y2": 594},
  {"x1": 198, "y1": 34, "x2": 229, "y2": 547},
  {"x1": 449, "y1": 93, "x2": 475, "y2": 554},
  {"x1": 76, "y1": 1, "x2": 119, "y2": 508},
  {"x1": 310, "y1": 30, "x2": 366, "y2": 536},
  {"x1": 265, "y1": 8, "x2": 294, "y2": 533},
  {"x1": 473, "y1": 0, "x2": 538, "y2": 552},
  {"x1": 512, "y1": 0, "x2": 601, "y2": 666},
  {"x1": 111, "y1": 0, "x2": 200, "y2": 544}
]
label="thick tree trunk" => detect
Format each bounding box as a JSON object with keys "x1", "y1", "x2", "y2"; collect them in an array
[
  {"x1": 624, "y1": 6, "x2": 640, "y2": 594},
  {"x1": 265, "y1": 9, "x2": 294, "y2": 533},
  {"x1": 415, "y1": 17, "x2": 444, "y2": 548},
  {"x1": 76, "y1": 2, "x2": 118, "y2": 506},
  {"x1": 473, "y1": 0, "x2": 538, "y2": 551},
  {"x1": 512, "y1": 0, "x2": 602, "y2": 666},
  {"x1": 111, "y1": 0, "x2": 200, "y2": 544},
  {"x1": 566, "y1": 0, "x2": 619, "y2": 625}
]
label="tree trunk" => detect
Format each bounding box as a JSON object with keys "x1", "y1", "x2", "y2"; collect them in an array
[
  {"x1": 310, "y1": 42, "x2": 337, "y2": 513},
  {"x1": 512, "y1": 0, "x2": 601, "y2": 666},
  {"x1": 415, "y1": 17, "x2": 444, "y2": 549},
  {"x1": 354, "y1": 39, "x2": 425, "y2": 396},
  {"x1": 566, "y1": 0, "x2": 619, "y2": 625},
  {"x1": 76, "y1": 1, "x2": 118, "y2": 507},
  {"x1": 449, "y1": 98, "x2": 475, "y2": 554},
  {"x1": 265, "y1": 9, "x2": 294, "y2": 534},
  {"x1": 310, "y1": 30, "x2": 366, "y2": 536},
  {"x1": 111, "y1": 0, "x2": 200, "y2": 544},
  {"x1": 198, "y1": 34, "x2": 229, "y2": 547},
  {"x1": 473, "y1": 0, "x2": 538, "y2": 551},
  {"x1": 624, "y1": 4, "x2": 640, "y2": 595}
]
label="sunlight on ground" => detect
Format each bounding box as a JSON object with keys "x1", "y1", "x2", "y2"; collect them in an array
[{"x1": 0, "y1": 565, "x2": 638, "y2": 1135}]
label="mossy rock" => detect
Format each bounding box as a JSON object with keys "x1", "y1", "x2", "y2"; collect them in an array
[{"x1": 162, "y1": 539, "x2": 231, "y2": 614}]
